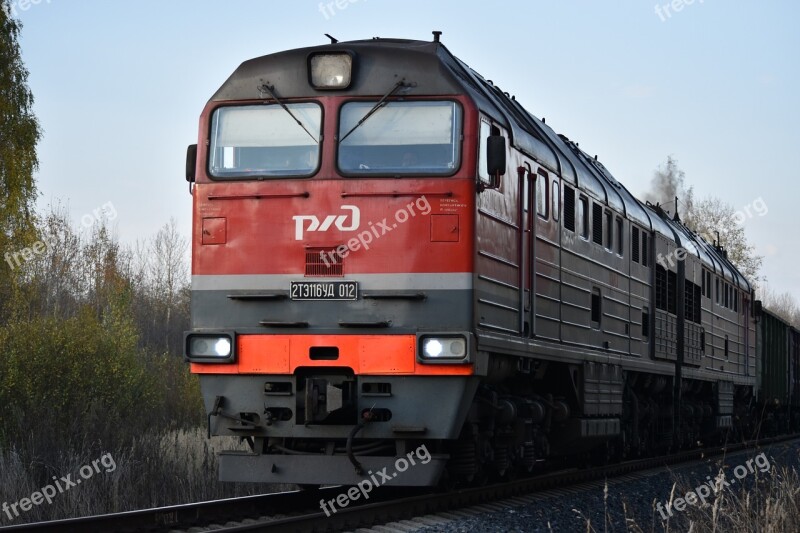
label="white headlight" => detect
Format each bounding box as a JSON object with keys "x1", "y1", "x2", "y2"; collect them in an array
[
  {"x1": 423, "y1": 339, "x2": 444, "y2": 358},
  {"x1": 213, "y1": 338, "x2": 232, "y2": 357},
  {"x1": 188, "y1": 335, "x2": 232, "y2": 358},
  {"x1": 421, "y1": 337, "x2": 467, "y2": 360}
]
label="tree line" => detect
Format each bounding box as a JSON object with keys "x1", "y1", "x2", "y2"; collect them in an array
[
  {"x1": 644, "y1": 155, "x2": 798, "y2": 327},
  {"x1": 1, "y1": 4, "x2": 199, "y2": 453}
]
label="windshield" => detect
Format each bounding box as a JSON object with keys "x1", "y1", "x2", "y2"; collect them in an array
[
  {"x1": 337, "y1": 101, "x2": 462, "y2": 176},
  {"x1": 209, "y1": 103, "x2": 321, "y2": 179}
]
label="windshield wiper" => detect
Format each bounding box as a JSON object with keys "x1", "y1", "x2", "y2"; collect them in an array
[
  {"x1": 339, "y1": 79, "x2": 412, "y2": 143},
  {"x1": 258, "y1": 83, "x2": 319, "y2": 144}
]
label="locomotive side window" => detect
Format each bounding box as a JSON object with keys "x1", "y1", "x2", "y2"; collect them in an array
[
  {"x1": 478, "y1": 120, "x2": 493, "y2": 185},
  {"x1": 552, "y1": 180, "x2": 560, "y2": 221},
  {"x1": 702, "y1": 270, "x2": 706, "y2": 297},
  {"x1": 536, "y1": 171, "x2": 548, "y2": 219},
  {"x1": 616, "y1": 217, "x2": 623, "y2": 256},
  {"x1": 209, "y1": 103, "x2": 322, "y2": 179},
  {"x1": 701, "y1": 268, "x2": 707, "y2": 297},
  {"x1": 338, "y1": 100, "x2": 462, "y2": 176},
  {"x1": 578, "y1": 196, "x2": 589, "y2": 239}
]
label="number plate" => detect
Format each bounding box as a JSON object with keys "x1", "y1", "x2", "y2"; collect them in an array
[{"x1": 290, "y1": 281, "x2": 358, "y2": 301}]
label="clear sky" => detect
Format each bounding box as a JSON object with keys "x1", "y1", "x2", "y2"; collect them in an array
[{"x1": 12, "y1": 0, "x2": 800, "y2": 297}]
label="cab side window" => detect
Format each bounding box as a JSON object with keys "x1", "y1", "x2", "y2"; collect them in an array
[
  {"x1": 478, "y1": 120, "x2": 493, "y2": 185},
  {"x1": 536, "y1": 171, "x2": 548, "y2": 219}
]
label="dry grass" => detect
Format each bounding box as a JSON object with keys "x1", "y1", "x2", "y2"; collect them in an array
[
  {"x1": 653, "y1": 463, "x2": 800, "y2": 532},
  {"x1": 573, "y1": 455, "x2": 800, "y2": 533},
  {"x1": 0, "y1": 428, "x2": 282, "y2": 525}
]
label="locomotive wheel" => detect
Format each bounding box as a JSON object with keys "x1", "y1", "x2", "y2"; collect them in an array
[
  {"x1": 472, "y1": 465, "x2": 490, "y2": 486},
  {"x1": 606, "y1": 437, "x2": 624, "y2": 464}
]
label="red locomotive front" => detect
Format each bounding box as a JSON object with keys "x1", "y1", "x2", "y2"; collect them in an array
[{"x1": 186, "y1": 39, "x2": 484, "y2": 486}]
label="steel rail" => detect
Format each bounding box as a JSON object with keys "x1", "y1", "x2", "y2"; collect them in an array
[{"x1": 3, "y1": 433, "x2": 797, "y2": 533}]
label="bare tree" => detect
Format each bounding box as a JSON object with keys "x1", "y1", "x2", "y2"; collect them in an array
[
  {"x1": 758, "y1": 284, "x2": 800, "y2": 327},
  {"x1": 33, "y1": 203, "x2": 83, "y2": 318},
  {"x1": 149, "y1": 218, "x2": 188, "y2": 354},
  {"x1": 16, "y1": 208, "x2": 191, "y2": 357},
  {"x1": 688, "y1": 197, "x2": 764, "y2": 283},
  {"x1": 644, "y1": 157, "x2": 763, "y2": 283}
]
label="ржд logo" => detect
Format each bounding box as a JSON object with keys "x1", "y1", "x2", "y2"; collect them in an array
[{"x1": 293, "y1": 205, "x2": 360, "y2": 240}]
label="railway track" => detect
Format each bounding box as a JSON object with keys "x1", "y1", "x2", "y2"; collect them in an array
[{"x1": 3, "y1": 434, "x2": 797, "y2": 533}]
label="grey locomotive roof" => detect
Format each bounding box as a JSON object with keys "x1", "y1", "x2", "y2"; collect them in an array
[
  {"x1": 213, "y1": 37, "x2": 751, "y2": 291},
  {"x1": 645, "y1": 204, "x2": 751, "y2": 292},
  {"x1": 211, "y1": 39, "x2": 465, "y2": 101}
]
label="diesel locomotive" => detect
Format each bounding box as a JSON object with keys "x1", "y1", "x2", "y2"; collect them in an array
[{"x1": 184, "y1": 33, "x2": 795, "y2": 486}]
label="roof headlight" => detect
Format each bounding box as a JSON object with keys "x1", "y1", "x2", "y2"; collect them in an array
[{"x1": 309, "y1": 52, "x2": 353, "y2": 90}]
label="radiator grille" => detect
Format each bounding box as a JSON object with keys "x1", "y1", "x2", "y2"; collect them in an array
[
  {"x1": 563, "y1": 185, "x2": 575, "y2": 232},
  {"x1": 592, "y1": 203, "x2": 603, "y2": 245},
  {"x1": 305, "y1": 248, "x2": 343, "y2": 277}
]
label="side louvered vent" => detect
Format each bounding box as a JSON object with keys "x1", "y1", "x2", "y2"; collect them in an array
[
  {"x1": 592, "y1": 203, "x2": 603, "y2": 245},
  {"x1": 305, "y1": 248, "x2": 343, "y2": 277},
  {"x1": 563, "y1": 185, "x2": 575, "y2": 232},
  {"x1": 642, "y1": 233, "x2": 649, "y2": 267}
]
